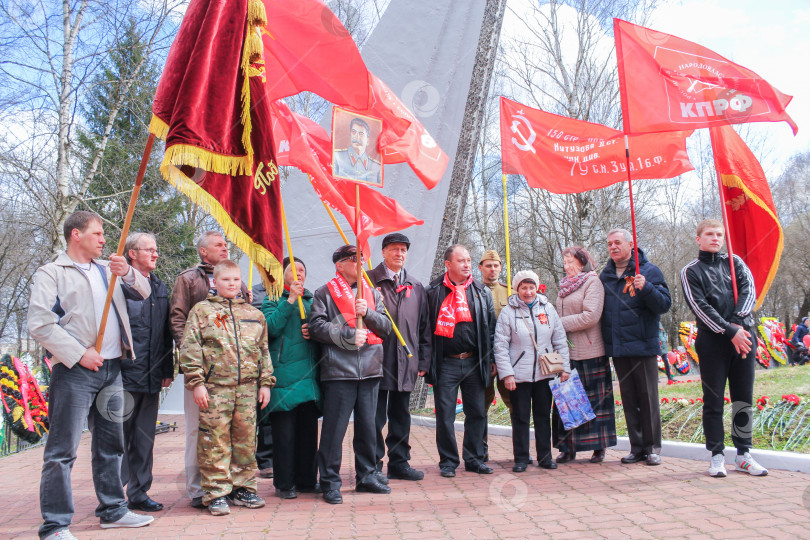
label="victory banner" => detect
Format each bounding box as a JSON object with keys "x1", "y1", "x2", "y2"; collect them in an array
[
  {"x1": 500, "y1": 97, "x2": 694, "y2": 193},
  {"x1": 614, "y1": 19, "x2": 798, "y2": 135}
]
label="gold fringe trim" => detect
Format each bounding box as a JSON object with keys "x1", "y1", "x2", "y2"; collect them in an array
[
  {"x1": 162, "y1": 164, "x2": 283, "y2": 298},
  {"x1": 246, "y1": 31, "x2": 263, "y2": 61},
  {"x1": 149, "y1": 114, "x2": 169, "y2": 140},
  {"x1": 161, "y1": 144, "x2": 251, "y2": 177},
  {"x1": 248, "y1": 0, "x2": 267, "y2": 27},
  {"x1": 720, "y1": 172, "x2": 784, "y2": 311},
  {"x1": 239, "y1": 18, "x2": 257, "y2": 172}
]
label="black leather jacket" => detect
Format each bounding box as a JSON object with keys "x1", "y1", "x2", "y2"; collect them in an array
[{"x1": 309, "y1": 279, "x2": 392, "y2": 381}]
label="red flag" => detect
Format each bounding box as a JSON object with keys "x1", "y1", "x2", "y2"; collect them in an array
[
  {"x1": 260, "y1": 0, "x2": 369, "y2": 108},
  {"x1": 351, "y1": 74, "x2": 448, "y2": 189},
  {"x1": 499, "y1": 97, "x2": 693, "y2": 193},
  {"x1": 711, "y1": 125, "x2": 783, "y2": 309},
  {"x1": 269, "y1": 100, "x2": 424, "y2": 250},
  {"x1": 614, "y1": 19, "x2": 797, "y2": 135},
  {"x1": 150, "y1": 0, "x2": 284, "y2": 292}
]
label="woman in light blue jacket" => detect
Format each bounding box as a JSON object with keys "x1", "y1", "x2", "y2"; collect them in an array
[{"x1": 494, "y1": 270, "x2": 570, "y2": 472}]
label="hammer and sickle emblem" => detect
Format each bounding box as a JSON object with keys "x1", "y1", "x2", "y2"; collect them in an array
[{"x1": 510, "y1": 112, "x2": 536, "y2": 153}]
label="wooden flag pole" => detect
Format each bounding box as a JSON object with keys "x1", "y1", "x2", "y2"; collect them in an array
[
  {"x1": 623, "y1": 136, "x2": 641, "y2": 275},
  {"x1": 95, "y1": 133, "x2": 155, "y2": 352},
  {"x1": 709, "y1": 131, "x2": 739, "y2": 303},
  {"x1": 278, "y1": 190, "x2": 307, "y2": 320},
  {"x1": 501, "y1": 174, "x2": 513, "y2": 294},
  {"x1": 355, "y1": 184, "x2": 364, "y2": 330}
]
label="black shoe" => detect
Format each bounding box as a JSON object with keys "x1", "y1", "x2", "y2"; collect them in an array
[
  {"x1": 323, "y1": 489, "x2": 343, "y2": 504},
  {"x1": 538, "y1": 460, "x2": 558, "y2": 470},
  {"x1": 621, "y1": 452, "x2": 648, "y2": 464},
  {"x1": 590, "y1": 449, "x2": 606, "y2": 463},
  {"x1": 373, "y1": 470, "x2": 390, "y2": 485},
  {"x1": 227, "y1": 487, "x2": 266, "y2": 508},
  {"x1": 512, "y1": 463, "x2": 528, "y2": 473},
  {"x1": 128, "y1": 497, "x2": 163, "y2": 512},
  {"x1": 388, "y1": 466, "x2": 424, "y2": 481},
  {"x1": 356, "y1": 476, "x2": 392, "y2": 494},
  {"x1": 464, "y1": 463, "x2": 494, "y2": 474},
  {"x1": 275, "y1": 488, "x2": 298, "y2": 499},
  {"x1": 646, "y1": 453, "x2": 662, "y2": 466},
  {"x1": 298, "y1": 483, "x2": 321, "y2": 494},
  {"x1": 440, "y1": 467, "x2": 456, "y2": 478},
  {"x1": 556, "y1": 451, "x2": 576, "y2": 464},
  {"x1": 190, "y1": 496, "x2": 205, "y2": 509}
]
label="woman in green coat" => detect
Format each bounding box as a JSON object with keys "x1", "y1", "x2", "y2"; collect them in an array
[{"x1": 260, "y1": 257, "x2": 321, "y2": 499}]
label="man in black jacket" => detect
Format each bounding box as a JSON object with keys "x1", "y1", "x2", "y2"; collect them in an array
[
  {"x1": 121, "y1": 233, "x2": 174, "y2": 512},
  {"x1": 426, "y1": 244, "x2": 496, "y2": 477},
  {"x1": 309, "y1": 245, "x2": 392, "y2": 504},
  {"x1": 680, "y1": 219, "x2": 767, "y2": 477},
  {"x1": 600, "y1": 229, "x2": 671, "y2": 466},
  {"x1": 368, "y1": 233, "x2": 432, "y2": 483}
]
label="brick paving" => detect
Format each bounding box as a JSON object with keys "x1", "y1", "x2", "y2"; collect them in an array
[{"x1": 1, "y1": 414, "x2": 808, "y2": 539}]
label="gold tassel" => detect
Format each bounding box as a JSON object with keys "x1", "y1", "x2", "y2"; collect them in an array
[
  {"x1": 148, "y1": 115, "x2": 169, "y2": 140},
  {"x1": 246, "y1": 32, "x2": 263, "y2": 62},
  {"x1": 248, "y1": 0, "x2": 267, "y2": 27},
  {"x1": 161, "y1": 144, "x2": 251, "y2": 177}
]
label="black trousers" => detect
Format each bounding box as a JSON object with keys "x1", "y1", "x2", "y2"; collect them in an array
[
  {"x1": 509, "y1": 380, "x2": 553, "y2": 465},
  {"x1": 269, "y1": 401, "x2": 320, "y2": 491},
  {"x1": 256, "y1": 421, "x2": 273, "y2": 471},
  {"x1": 375, "y1": 389, "x2": 412, "y2": 471},
  {"x1": 696, "y1": 329, "x2": 756, "y2": 453},
  {"x1": 613, "y1": 356, "x2": 662, "y2": 455},
  {"x1": 317, "y1": 378, "x2": 380, "y2": 491},
  {"x1": 121, "y1": 391, "x2": 160, "y2": 504},
  {"x1": 434, "y1": 356, "x2": 486, "y2": 469}
]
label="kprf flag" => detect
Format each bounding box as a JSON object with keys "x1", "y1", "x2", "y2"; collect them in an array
[
  {"x1": 614, "y1": 19, "x2": 798, "y2": 135},
  {"x1": 499, "y1": 97, "x2": 693, "y2": 193},
  {"x1": 269, "y1": 100, "x2": 423, "y2": 253},
  {"x1": 710, "y1": 124, "x2": 783, "y2": 309},
  {"x1": 261, "y1": 0, "x2": 369, "y2": 108},
  {"x1": 150, "y1": 0, "x2": 284, "y2": 292}
]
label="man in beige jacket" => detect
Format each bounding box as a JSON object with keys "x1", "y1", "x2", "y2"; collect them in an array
[{"x1": 28, "y1": 211, "x2": 154, "y2": 539}]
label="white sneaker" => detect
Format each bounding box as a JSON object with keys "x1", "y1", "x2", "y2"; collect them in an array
[
  {"x1": 734, "y1": 452, "x2": 769, "y2": 476},
  {"x1": 43, "y1": 530, "x2": 78, "y2": 540},
  {"x1": 708, "y1": 454, "x2": 727, "y2": 477},
  {"x1": 99, "y1": 510, "x2": 155, "y2": 528}
]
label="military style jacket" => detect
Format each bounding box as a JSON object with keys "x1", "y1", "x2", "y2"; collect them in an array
[{"x1": 179, "y1": 295, "x2": 274, "y2": 390}]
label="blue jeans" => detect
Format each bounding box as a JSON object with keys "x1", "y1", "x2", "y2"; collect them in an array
[{"x1": 39, "y1": 359, "x2": 129, "y2": 538}]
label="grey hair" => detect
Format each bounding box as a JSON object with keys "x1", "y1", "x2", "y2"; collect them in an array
[
  {"x1": 124, "y1": 232, "x2": 156, "y2": 264},
  {"x1": 607, "y1": 228, "x2": 633, "y2": 243},
  {"x1": 197, "y1": 231, "x2": 225, "y2": 254}
]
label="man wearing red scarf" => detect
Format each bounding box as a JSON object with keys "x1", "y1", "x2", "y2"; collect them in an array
[
  {"x1": 426, "y1": 245, "x2": 497, "y2": 477},
  {"x1": 309, "y1": 245, "x2": 392, "y2": 504}
]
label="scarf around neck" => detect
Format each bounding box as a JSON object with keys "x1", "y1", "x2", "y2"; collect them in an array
[
  {"x1": 558, "y1": 271, "x2": 596, "y2": 298},
  {"x1": 327, "y1": 273, "x2": 382, "y2": 345},
  {"x1": 435, "y1": 273, "x2": 474, "y2": 338}
]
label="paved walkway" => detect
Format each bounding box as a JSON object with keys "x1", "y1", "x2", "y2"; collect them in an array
[{"x1": 1, "y1": 414, "x2": 808, "y2": 539}]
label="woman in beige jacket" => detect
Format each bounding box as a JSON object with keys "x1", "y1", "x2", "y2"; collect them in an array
[{"x1": 553, "y1": 247, "x2": 617, "y2": 464}]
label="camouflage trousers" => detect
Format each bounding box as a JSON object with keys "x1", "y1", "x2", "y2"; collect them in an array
[{"x1": 198, "y1": 382, "x2": 259, "y2": 504}]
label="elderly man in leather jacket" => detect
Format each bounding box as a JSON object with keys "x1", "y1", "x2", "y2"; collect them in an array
[{"x1": 309, "y1": 245, "x2": 392, "y2": 505}]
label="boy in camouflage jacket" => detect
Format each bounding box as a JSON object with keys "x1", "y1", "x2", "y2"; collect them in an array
[{"x1": 179, "y1": 260, "x2": 275, "y2": 516}]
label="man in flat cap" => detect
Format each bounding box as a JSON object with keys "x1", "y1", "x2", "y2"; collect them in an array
[
  {"x1": 309, "y1": 245, "x2": 392, "y2": 504},
  {"x1": 368, "y1": 233, "x2": 432, "y2": 483},
  {"x1": 479, "y1": 249, "x2": 513, "y2": 460}
]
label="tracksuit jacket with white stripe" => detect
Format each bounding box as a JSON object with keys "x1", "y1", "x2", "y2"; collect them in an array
[{"x1": 680, "y1": 250, "x2": 756, "y2": 336}]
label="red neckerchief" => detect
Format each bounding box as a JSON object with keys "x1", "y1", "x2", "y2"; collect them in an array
[
  {"x1": 327, "y1": 273, "x2": 382, "y2": 344},
  {"x1": 435, "y1": 273, "x2": 474, "y2": 338}
]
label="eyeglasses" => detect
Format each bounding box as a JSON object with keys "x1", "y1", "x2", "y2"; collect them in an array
[
  {"x1": 135, "y1": 248, "x2": 160, "y2": 255},
  {"x1": 339, "y1": 255, "x2": 362, "y2": 263}
]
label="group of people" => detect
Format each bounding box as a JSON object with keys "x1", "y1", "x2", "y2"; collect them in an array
[{"x1": 28, "y1": 211, "x2": 771, "y2": 539}]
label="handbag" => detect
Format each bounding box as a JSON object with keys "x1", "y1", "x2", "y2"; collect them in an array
[{"x1": 519, "y1": 305, "x2": 565, "y2": 376}]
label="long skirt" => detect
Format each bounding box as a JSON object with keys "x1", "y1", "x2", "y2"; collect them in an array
[{"x1": 552, "y1": 355, "x2": 617, "y2": 452}]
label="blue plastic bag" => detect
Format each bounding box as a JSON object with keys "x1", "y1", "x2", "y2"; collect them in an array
[{"x1": 549, "y1": 368, "x2": 595, "y2": 431}]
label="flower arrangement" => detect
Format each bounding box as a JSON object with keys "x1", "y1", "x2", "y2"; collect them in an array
[{"x1": 0, "y1": 354, "x2": 49, "y2": 444}]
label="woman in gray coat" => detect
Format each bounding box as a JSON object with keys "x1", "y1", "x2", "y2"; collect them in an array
[{"x1": 494, "y1": 270, "x2": 570, "y2": 472}]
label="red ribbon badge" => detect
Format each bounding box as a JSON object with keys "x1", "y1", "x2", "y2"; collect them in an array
[
  {"x1": 396, "y1": 284, "x2": 413, "y2": 298},
  {"x1": 537, "y1": 313, "x2": 548, "y2": 325}
]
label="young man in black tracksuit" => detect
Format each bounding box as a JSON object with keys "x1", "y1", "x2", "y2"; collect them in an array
[{"x1": 680, "y1": 219, "x2": 767, "y2": 478}]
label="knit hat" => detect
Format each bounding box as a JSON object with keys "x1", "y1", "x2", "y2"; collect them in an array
[
  {"x1": 512, "y1": 270, "x2": 539, "y2": 289},
  {"x1": 480, "y1": 249, "x2": 502, "y2": 264}
]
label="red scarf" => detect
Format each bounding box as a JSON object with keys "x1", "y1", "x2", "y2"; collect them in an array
[
  {"x1": 327, "y1": 273, "x2": 382, "y2": 345},
  {"x1": 435, "y1": 273, "x2": 474, "y2": 337}
]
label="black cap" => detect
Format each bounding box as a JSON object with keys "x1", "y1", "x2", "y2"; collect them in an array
[
  {"x1": 332, "y1": 244, "x2": 357, "y2": 264},
  {"x1": 382, "y1": 233, "x2": 410, "y2": 250}
]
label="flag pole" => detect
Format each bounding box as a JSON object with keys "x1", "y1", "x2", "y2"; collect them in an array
[
  {"x1": 355, "y1": 184, "x2": 364, "y2": 330},
  {"x1": 623, "y1": 136, "x2": 641, "y2": 275},
  {"x1": 95, "y1": 133, "x2": 155, "y2": 351},
  {"x1": 310, "y1": 177, "x2": 411, "y2": 357},
  {"x1": 502, "y1": 174, "x2": 513, "y2": 293},
  {"x1": 709, "y1": 129, "x2": 739, "y2": 303},
  {"x1": 278, "y1": 190, "x2": 307, "y2": 320},
  {"x1": 248, "y1": 258, "x2": 254, "y2": 290}
]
